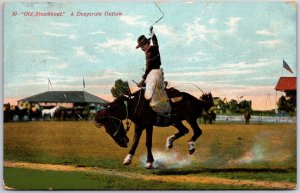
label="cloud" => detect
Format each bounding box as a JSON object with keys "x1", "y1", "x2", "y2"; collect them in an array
[
  {"x1": 186, "y1": 51, "x2": 213, "y2": 63},
  {"x1": 95, "y1": 35, "x2": 136, "y2": 55},
  {"x1": 166, "y1": 68, "x2": 255, "y2": 77},
  {"x1": 184, "y1": 17, "x2": 211, "y2": 43},
  {"x1": 258, "y1": 40, "x2": 281, "y2": 47},
  {"x1": 219, "y1": 59, "x2": 278, "y2": 71},
  {"x1": 20, "y1": 34, "x2": 35, "y2": 37},
  {"x1": 43, "y1": 32, "x2": 78, "y2": 40},
  {"x1": 209, "y1": 18, "x2": 218, "y2": 24},
  {"x1": 69, "y1": 34, "x2": 77, "y2": 40},
  {"x1": 125, "y1": 33, "x2": 134, "y2": 38},
  {"x1": 44, "y1": 32, "x2": 65, "y2": 37},
  {"x1": 168, "y1": 59, "x2": 277, "y2": 78},
  {"x1": 89, "y1": 30, "x2": 106, "y2": 35},
  {"x1": 31, "y1": 71, "x2": 58, "y2": 79},
  {"x1": 119, "y1": 15, "x2": 148, "y2": 27},
  {"x1": 225, "y1": 17, "x2": 241, "y2": 34},
  {"x1": 45, "y1": 56, "x2": 59, "y2": 60},
  {"x1": 22, "y1": 72, "x2": 84, "y2": 85},
  {"x1": 23, "y1": 50, "x2": 49, "y2": 54},
  {"x1": 55, "y1": 63, "x2": 69, "y2": 69},
  {"x1": 87, "y1": 69, "x2": 127, "y2": 81},
  {"x1": 255, "y1": 29, "x2": 275, "y2": 36},
  {"x1": 156, "y1": 24, "x2": 177, "y2": 40},
  {"x1": 73, "y1": 47, "x2": 99, "y2": 63},
  {"x1": 51, "y1": 22, "x2": 78, "y2": 28}
]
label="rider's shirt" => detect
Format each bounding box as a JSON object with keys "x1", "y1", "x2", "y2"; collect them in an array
[{"x1": 142, "y1": 34, "x2": 161, "y2": 80}]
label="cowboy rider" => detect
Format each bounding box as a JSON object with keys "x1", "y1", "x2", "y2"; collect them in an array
[
  {"x1": 135, "y1": 26, "x2": 172, "y2": 116},
  {"x1": 136, "y1": 26, "x2": 161, "y2": 88}
]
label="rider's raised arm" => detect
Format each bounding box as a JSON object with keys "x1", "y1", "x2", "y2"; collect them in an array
[{"x1": 151, "y1": 33, "x2": 159, "y2": 48}]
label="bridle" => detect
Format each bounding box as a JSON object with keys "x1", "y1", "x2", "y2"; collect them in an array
[
  {"x1": 95, "y1": 114, "x2": 123, "y2": 137},
  {"x1": 95, "y1": 90, "x2": 143, "y2": 136}
]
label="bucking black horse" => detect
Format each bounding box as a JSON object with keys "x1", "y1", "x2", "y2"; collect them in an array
[{"x1": 94, "y1": 88, "x2": 213, "y2": 169}]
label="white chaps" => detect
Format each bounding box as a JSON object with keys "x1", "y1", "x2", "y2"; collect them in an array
[{"x1": 144, "y1": 69, "x2": 171, "y2": 114}]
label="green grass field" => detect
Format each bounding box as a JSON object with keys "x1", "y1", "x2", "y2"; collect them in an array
[
  {"x1": 5, "y1": 167, "x2": 269, "y2": 190},
  {"x1": 3, "y1": 121, "x2": 297, "y2": 190}
]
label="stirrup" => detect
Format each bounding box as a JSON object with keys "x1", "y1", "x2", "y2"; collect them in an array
[{"x1": 157, "y1": 112, "x2": 171, "y2": 118}]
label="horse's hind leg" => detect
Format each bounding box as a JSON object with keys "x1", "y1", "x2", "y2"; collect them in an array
[
  {"x1": 187, "y1": 119, "x2": 202, "y2": 155},
  {"x1": 166, "y1": 121, "x2": 189, "y2": 150}
]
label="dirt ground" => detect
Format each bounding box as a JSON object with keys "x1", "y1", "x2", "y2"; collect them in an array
[{"x1": 4, "y1": 161, "x2": 296, "y2": 190}]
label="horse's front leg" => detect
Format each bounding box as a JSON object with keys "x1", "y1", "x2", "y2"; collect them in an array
[
  {"x1": 123, "y1": 125, "x2": 143, "y2": 165},
  {"x1": 187, "y1": 119, "x2": 202, "y2": 155},
  {"x1": 166, "y1": 121, "x2": 189, "y2": 150},
  {"x1": 145, "y1": 126, "x2": 154, "y2": 169}
]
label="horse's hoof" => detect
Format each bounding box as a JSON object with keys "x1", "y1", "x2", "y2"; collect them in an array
[
  {"x1": 123, "y1": 154, "x2": 133, "y2": 165},
  {"x1": 145, "y1": 162, "x2": 153, "y2": 169},
  {"x1": 166, "y1": 135, "x2": 176, "y2": 150},
  {"x1": 188, "y1": 141, "x2": 195, "y2": 155}
]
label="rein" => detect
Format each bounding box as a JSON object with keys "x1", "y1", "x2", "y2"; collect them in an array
[
  {"x1": 113, "y1": 119, "x2": 123, "y2": 137},
  {"x1": 95, "y1": 114, "x2": 124, "y2": 137},
  {"x1": 124, "y1": 90, "x2": 142, "y2": 133}
]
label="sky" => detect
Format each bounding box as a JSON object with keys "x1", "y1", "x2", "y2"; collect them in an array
[{"x1": 4, "y1": 1, "x2": 297, "y2": 110}]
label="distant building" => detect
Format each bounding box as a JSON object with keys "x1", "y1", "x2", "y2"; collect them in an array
[
  {"x1": 19, "y1": 91, "x2": 109, "y2": 107},
  {"x1": 275, "y1": 77, "x2": 296, "y2": 113},
  {"x1": 275, "y1": 77, "x2": 296, "y2": 97}
]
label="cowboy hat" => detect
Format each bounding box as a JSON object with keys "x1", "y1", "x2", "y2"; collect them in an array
[{"x1": 136, "y1": 35, "x2": 151, "y2": 49}]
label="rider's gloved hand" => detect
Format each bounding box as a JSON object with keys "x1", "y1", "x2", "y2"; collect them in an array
[
  {"x1": 137, "y1": 80, "x2": 145, "y2": 88},
  {"x1": 149, "y1": 26, "x2": 154, "y2": 37}
]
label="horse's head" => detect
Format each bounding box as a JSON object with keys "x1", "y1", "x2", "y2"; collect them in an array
[
  {"x1": 94, "y1": 103, "x2": 129, "y2": 148},
  {"x1": 200, "y1": 92, "x2": 214, "y2": 112}
]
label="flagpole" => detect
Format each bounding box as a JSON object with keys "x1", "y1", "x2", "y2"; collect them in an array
[
  {"x1": 83, "y1": 77, "x2": 85, "y2": 91},
  {"x1": 275, "y1": 91, "x2": 277, "y2": 109},
  {"x1": 282, "y1": 59, "x2": 284, "y2": 77},
  {"x1": 48, "y1": 78, "x2": 52, "y2": 91}
]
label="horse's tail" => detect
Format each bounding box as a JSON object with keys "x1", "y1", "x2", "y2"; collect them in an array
[{"x1": 197, "y1": 92, "x2": 213, "y2": 115}]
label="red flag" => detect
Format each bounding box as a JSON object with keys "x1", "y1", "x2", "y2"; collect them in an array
[{"x1": 283, "y1": 60, "x2": 293, "y2": 74}]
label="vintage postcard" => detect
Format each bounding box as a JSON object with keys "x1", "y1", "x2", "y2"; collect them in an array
[{"x1": 3, "y1": 1, "x2": 297, "y2": 190}]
